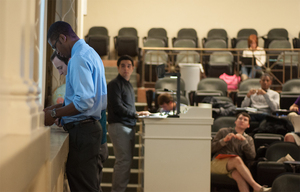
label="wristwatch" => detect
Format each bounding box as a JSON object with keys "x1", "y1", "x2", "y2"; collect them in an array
[{"x1": 51, "y1": 108, "x2": 57, "y2": 118}]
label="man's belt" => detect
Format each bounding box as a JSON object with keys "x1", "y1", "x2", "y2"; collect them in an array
[{"x1": 63, "y1": 118, "x2": 96, "y2": 132}]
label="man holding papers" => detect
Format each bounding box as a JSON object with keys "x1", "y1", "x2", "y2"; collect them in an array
[
  {"x1": 211, "y1": 112, "x2": 271, "y2": 192},
  {"x1": 241, "y1": 73, "x2": 279, "y2": 123}
]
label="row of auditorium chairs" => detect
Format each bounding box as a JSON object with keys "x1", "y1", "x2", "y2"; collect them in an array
[
  {"x1": 146, "y1": 76, "x2": 300, "y2": 114},
  {"x1": 193, "y1": 78, "x2": 300, "y2": 109},
  {"x1": 141, "y1": 50, "x2": 300, "y2": 83},
  {"x1": 85, "y1": 27, "x2": 300, "y2": 58}
]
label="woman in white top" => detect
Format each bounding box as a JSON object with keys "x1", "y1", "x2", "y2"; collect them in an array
[{"x1": 241, "y1": 34, "x2": 266, "y2": 80}]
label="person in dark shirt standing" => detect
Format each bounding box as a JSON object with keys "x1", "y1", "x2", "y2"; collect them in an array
[{"x1": 107, "y1": 55, "x2": 150, "y2": 192}]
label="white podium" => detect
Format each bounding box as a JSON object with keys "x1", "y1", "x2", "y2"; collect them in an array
[
  {"x1": 179, "y1": 63, "x2": 203, "y2": 104},
  {"x1": 141, "y1": 105, "x2": 213, "y2": 192}
]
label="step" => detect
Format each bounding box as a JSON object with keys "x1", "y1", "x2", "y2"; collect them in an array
[
  {"x1": 101, "y1": 183, "x2": 140, "y2": 192},
  {"x1": 103, "y1": 156, "x2": 141, "y2": 169},
  {"x1": 101, "y1": 168, "x2": 141, "y2": 184}
]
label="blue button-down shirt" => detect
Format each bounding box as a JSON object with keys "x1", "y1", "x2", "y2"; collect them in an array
[{"x1": 62, "y1": 39, "x2": 107, "y2": 124}]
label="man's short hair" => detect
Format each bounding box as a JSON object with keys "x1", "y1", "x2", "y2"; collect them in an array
[
  {"x1": 117, "y1": 55, "x2": 134, "y2": 67},
  {"x1": 50, "y1": 51, "x2": 69, "y2": 65},
  {"x1": 157, "y1": 93, "x2": 174, "y2": 105},
  {"x1": 260, "y1": 73, "x2": 273, "y2": 81},
  {"x1": 236, "y1": 112, "x2": 251, "y2": 121},
  {"x1": 47, "y1": 21, "x2": 76, "y2": 41}
]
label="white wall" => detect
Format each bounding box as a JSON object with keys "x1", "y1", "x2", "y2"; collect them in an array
[{"x1": 84, "y1": 0, "x2": 300, "y2": 56}]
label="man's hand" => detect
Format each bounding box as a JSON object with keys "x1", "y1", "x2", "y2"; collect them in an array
[
  {"x1": 44, "y1": 110, "x2": 56, "y2": 126},
  {"x1": 256, "y1": 89, "x2": 266, "y2": 95},
  {"x1": 247, "y1": 89, "x2": 257, "y2": 98},
  {"x1": 43, "y1": 103, "x2": 63, "y2": 112},
  {"x1": 136, "y1": 111, "x2": 151, "y2": 116},
  {"x1": 235, "y1": 133, "x2": 246, "y2": 141},
  {"x1": 54, "y1": 118, "x2": 63, "y2": 127},
  {"x1": 224, "y1": 133, "x2": 236, "y2": 142}
]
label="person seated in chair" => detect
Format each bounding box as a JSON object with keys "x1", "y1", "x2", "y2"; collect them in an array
[
  {"x1": 241, "y1": 73, "x2": 279, "y2": 123},
  {"x1": 241, "y1": 34, "x2": 266, "y2": 81},
  {"x1": 289, "y1": 95, "x2": 300, "y2": 115},
  {"x1": 157, "y1": 93, "x2": 187, "y2": 114},
  {"x1": 211, "y1": 112, "x2": 271, "y2": 192},
  {"x1": 284, "y1": 95, "x2": 300, "y2": 146}
]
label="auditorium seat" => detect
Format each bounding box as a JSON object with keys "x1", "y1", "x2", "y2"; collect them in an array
[
  {"x1": 176, "y1": 51, "x2": 200, "y2": 64},
  {"x1": 202, "y1": 28, "x2": 228, "y2": 48},
  {"x1": 143, "y1": 38, "x2": 165, "y2": 48},
  {"x1": 144, "y1": 51, "x2": 168, "y2": 83},
  {"x1": 193, "y1": 78, "x2": 228, "y2": 105},
  {"x1": 211, "y1": 116, "x2": 236, "y2": 138},
  {"x1": 292, "y1": 32, "x2": 300, "y2": 48},
  {"x1": 114, "y1": 27, "x2": 139, "y2": 57},
  {"x1": 256, "y1": 141, "x2": 300, "y2": 187},
  {"x1": 273, "y1": 52, "x2": 299, "y2": 85},
  {"x1": 173, "y1": 39, "x2": 196, "y2": 48},
  {"x1": 263, "y1": 28, "x2": 289, "y2": 48},
  {"x1": 85, "y1": 26, "x2": 110, "y2": 57},
  {"x1": 207, "y1": 51, "x2": 233, "y2": 77},
  {"x1": 143, "y1": 28, "x2": 168, "y2": 47},
  {"x1": 172, "y1": 28, "x2": 198, "y2": 48},
  {"x1": 280, "y1": 79, "x2": 300, "y2": 110},
  {"x1": 236, "y1": 78, "x2": 261, "y2": 107},
  {"x1": 271, "y1": 173, "x2": 300, "y2": 192},
  {"x1": 231, "y1": 28, "x2": 257, "y2": 48},
  {"x1": 153, "y1": 76, "x2": 186, "y2": 111},
  {"x1": 202, "y1": 39, "x2": 227, "y2": 69}
]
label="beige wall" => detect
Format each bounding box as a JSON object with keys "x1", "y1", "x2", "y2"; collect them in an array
[{"x1": 84, "y1": 0, "x2": 300, "y2": 55}]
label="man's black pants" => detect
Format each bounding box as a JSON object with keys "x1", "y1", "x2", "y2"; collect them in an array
[{"x1": 66, "y1": 120, "x2": 102, "y2": 192}]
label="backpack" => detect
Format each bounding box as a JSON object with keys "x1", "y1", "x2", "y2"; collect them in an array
[
  {"x1": 219, "y1": 73, "x2": 240, "y2": 90},
  {"x1": 253, "y1": 115, "x2": 294, "y2": 136},
  {"x1": 201, "y1": 96, "x2": 236, "y2": 118}
]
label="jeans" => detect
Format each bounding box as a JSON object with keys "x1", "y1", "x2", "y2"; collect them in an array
[{"x1": 241, "y1": 65, "x2": 262, "y2": 78}]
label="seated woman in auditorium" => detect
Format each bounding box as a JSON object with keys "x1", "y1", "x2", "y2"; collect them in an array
[
  {"x1": 284, "y1": 95, "x2": 300, "y2": 146},
  {"x1": 241, "y1": 34, "x2": 266, "y2": 81}
]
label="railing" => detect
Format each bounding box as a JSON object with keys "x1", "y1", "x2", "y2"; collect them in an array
[{"x1": 140, "y1": 48, "x2": 300, "y2": 90}]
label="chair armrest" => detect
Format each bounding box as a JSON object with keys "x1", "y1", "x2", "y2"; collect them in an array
[
  {"x1": 257, "y1": 161, "x2": 288, "y2": 176},
  {"x1": 202, "y1": 37, "x2": 207, "y2": 48},
  {"x1": 172, "y1": 37, "x2": 177, "y2": 47},
  {"x1": 114, "y1": 36, "x2": 118, "y2": 49},
  {"x1": 272, "y1": 109, "x2": 290, "y2": 116}
]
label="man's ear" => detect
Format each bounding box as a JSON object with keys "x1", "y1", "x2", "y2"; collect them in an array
[
  {"x1": 246, "y1": 122, "x2": 250, "y2": 128},
  {"x1": 59, "y1": 34, "x2": 67, "y2": 42}
]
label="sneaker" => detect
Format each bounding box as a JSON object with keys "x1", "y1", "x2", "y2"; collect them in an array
[{"x1": 254, "y1": 186, "x2": 272, "y2": 192}]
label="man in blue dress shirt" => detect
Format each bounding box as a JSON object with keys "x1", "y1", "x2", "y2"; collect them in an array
[
  {"x1": 49, "y1": 51, "x2": 108, "y2": 192},
  {"x1": 45, "y1": 21, "x2": 107, "y2": 192}
]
